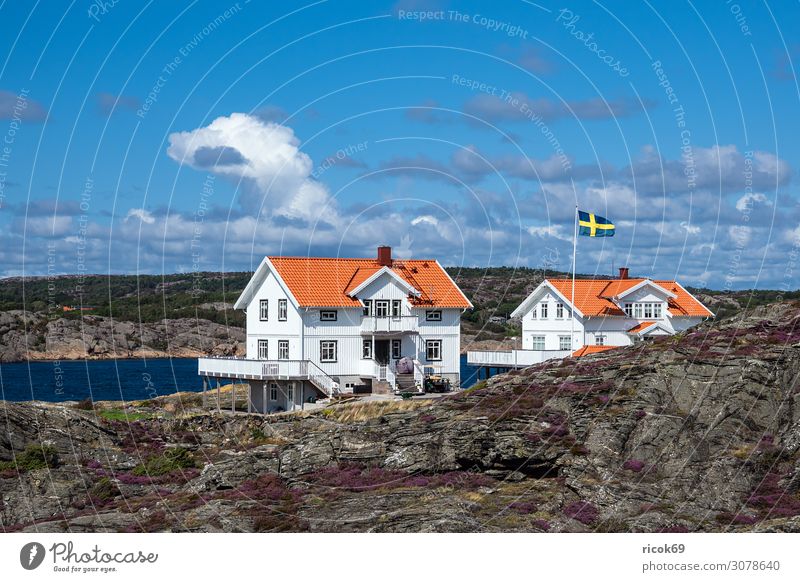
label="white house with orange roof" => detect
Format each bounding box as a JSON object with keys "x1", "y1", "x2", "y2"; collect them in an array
[
  {"x1": 199, "y1": 246, "x2": 472, "y2": 413},
  {"x1": 467, "y1": 267, "x2": 713, "y2": 369}
]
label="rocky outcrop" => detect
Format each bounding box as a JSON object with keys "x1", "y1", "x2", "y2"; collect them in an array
[
  {"x1": 0, "y1": 310, "x2": 245, "y2": 362},
  {"x1": 2, "y1": 302, "x2": 800, "y2": 532}
]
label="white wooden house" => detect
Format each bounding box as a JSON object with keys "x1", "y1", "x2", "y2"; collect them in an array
[
  {"x1": 199, "y1": 246, "x2": 472, "y2": 412},
  {"x1": 468, "y1": 268, "x2": 713, "y2": 368}
]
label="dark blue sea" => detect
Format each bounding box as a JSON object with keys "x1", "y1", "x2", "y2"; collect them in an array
[{"x1": 0, "y1": 355, "x2": 482, "y2": 402}]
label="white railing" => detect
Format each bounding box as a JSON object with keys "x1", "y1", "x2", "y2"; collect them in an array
[
  {"x1": 198, "y1": 357, "x2": 338, "y2": 396},
  {"x1": 466, "y1": 349, "x2": 571, "y2": 367},
  {"x1": 412, "y1": 359, "x2": 424, "y2": 386},
  {"x1": 361, "y1": 315, "x2": 419, "y2": 334},
  {"x1": 306, "y1": 361, "x2": 339, "y2": 395},
  {"x1": 377, "y1": 363, "x2": 396, "y2": 387}
]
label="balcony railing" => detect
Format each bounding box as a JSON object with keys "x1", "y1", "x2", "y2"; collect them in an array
[
  {"x1": 360, "y1": 315, "x2": 419, "y2": 334},
  {"x1": 198, "y1": 357, "x2": 338, "y2": 396},
  {"x1": 466, "y1": 349, "x2": 571, "y2": 367}
]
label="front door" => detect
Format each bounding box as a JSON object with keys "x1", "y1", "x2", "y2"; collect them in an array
[{"x1": 375, "y1": 340, "x2": 390, "y2": 364}]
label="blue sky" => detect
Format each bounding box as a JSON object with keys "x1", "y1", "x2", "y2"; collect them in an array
[{"x1": 0, "y1": 0, "x2": 798, "y2": 290}]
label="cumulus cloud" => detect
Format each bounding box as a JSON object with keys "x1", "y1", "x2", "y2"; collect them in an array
[
  {"x1": 125, "y1": 208, "x2": 155, "y2": 224},
  {"x1": 625, "y1": 144, "x2": 791, "y2": 196},
  {"x1": 411, "y1": 215, "x2": 439, "y2": 226},
  {"x1": 735, "y1": 192, "x2": 772, "y2": 212},
  {"x1": 167, "y1": 113, "x2": 335, "y2": 222},
  {"x1": 193, "y1": 145, "x2": 248, "y2": 168}
]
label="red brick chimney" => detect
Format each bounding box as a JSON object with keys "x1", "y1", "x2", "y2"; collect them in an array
[
  {"x1": 377, "y1": 245, "x2": 392, "y2": 267},
  {"x1": 619, "y1": 267, "x2": 629, "y2": 280}
]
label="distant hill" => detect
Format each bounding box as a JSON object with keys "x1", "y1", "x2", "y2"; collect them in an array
[{"x1": 0, "y1": 268, "x2": 796, "y2": 338}]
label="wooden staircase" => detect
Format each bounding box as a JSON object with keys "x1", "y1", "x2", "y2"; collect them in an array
[{"x1": 395, "y1": 372, "x2": 417, "y2": 393}]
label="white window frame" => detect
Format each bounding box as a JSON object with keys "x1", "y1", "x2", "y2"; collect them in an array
[
  {"x1": 634, "y1": 303, "x2": 643, "y2": 318},
  {"x1": 531, "y1": 305, "x2": 537, "y2": 319},
  {"x1": 531, "y1": 335, "x2": 545, "y2": 350},
  {"x1": 556, "y1": 303, "x2": 564, "y2": 319},
  {"x1": 257, "y1": 339, "x2": 268, "y2": 359},
  {"x1": 559, "y1": 335, "x2": 571, "y2": 351},
  {"x1": 362, "y1": 339, "x2": 372, "y2": 359},
  {"x1": 320, "y1": 340, "x2": 337, "y2": 362},
  {"x1": 425, "y1": 310, "x2": 442, "y2": 321},
  {"x1": 362, "y1": 300, "x2": 372, "y2": 316},
  {"x1": 375, "y1": 300, "x2": 389, "y2": 318},
  {"x1": 653, "y1": 302, "x2": 662, "y2": 318},
  {"x1": 624, "y1": 303, "x2": 633, "y2": 317},
  {"x1": 540, "y1": 303, "x2": 548, "y2": 319},
  {"x1": 259, "y1": 299, "x2": 268, "y2": 321},
  {"x1": 278, "y1": 299, "x2": 287, "y2": 321},
  {"x1": 320, "y1": 310, "x2": 338, "y2": 321},
  {"x1": 643, "y1": 303, "x2": 653, "y2": 319},
  {"x1": 425, "y1": 339, "x2": 442, "y2": 361},
  {"x1": 278, "y1": 340, "x2": 289, "y2": 360},
  {"x1": 287, "y1": 383, "x2": 294, "y2": 404},
  {"x1": 391, "y1": 339, "x2": 402, "y2": 359},
  {"x1": 391, "y1": 300, "x2": 401, "y2": 317},
  {"x1": 270, "y1": 384, "x2": 278, "y2": 401},
  {"x1": 595, "y1": 334, "x2": 606, "y2": 346}
]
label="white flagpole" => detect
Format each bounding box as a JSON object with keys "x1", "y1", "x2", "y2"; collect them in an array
[{"x1": 571, "y1": 205, "x2": 578, "y2": 352}]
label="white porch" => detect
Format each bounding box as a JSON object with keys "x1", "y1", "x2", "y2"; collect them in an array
[
  {"x1": 198, "y1": 357, "x2": 339, "y2": 397},
  {"x1": 466, "y1": 349, "x2": 572, "y2": 369}
]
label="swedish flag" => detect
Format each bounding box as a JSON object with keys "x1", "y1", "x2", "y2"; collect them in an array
[{"x1": 578, "y1": 210, "x2": 615, "y2": 237}]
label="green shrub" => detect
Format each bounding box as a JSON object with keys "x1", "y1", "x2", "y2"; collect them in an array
[
  {"x1": 132, "y1": 447, "x2": 196, "y2": 476},
  {"x1": 0, "y1": 444, "x2": 59, "y2": 472}
]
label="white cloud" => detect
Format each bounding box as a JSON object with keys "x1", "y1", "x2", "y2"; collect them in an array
[
  {"x1": 527, "y1": 224, "x2": 570, "y2": 241},
  {"x1": 680, "y1": 221, "x2": 700, "y2": 235},
  {"x1": 735, "y1": 192, "x2": 772, "y2": 212},
  {"x1": 124, "y1": 208, "x2": 155, "y2": 224},
  {"x1": 167, "y1": 113, "x2": 335, "y2": 223},
  {"x1": 411, "y1": 215, "x2": 439, "y2": 227}
]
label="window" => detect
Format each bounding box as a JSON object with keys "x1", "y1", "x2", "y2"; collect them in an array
[
  {"x1": 391, "y1": 339, "x2": 402, "y2": 359},
  {"x1": 259, "y1": 299, "x2": 269, "y2": 321},
  {"x1": 425, "y1": 310, "x2": 442, "y2": 321},
  {"x1": 595, "y1": 334, "x2": 606, "y2": 346},
  {"x1": 531, "y1": 336, "x2": 545, "y2": 350},
  {"x1": 278, "y1": 299, "x2": 287, "y2": 321},
  {"x1": 258, "y1": 339, "x2": 268, "y2": 359},
  {"x1": 531, "y1": 305, "x2": 537, "y2": 319},
  {"x1": 634, "y1": 303, "x2": 643, "y2": 318},
  {"x1": 540, "y1": 303, "x2": 548, "y2": 319},
  {"x1": 391, "y1": 300, "x2": 401, "y2": 317},
  {"x1": 320, "y1": 310, "x2": 337, "y2": 321},
  {"x1": 362, "y1": 300, "x2": 372, "y2": 316},
  {"x1": 643, "y1": 303, "x2": 653, "y2": 319},
  {"x1": 278, "y1": 340, "x2": 289, "y2": 360},
  {"x1": 624, "y1": 303, "x2": 633, "y2": 317},
  {"x1": 556, "y1": 303, "x2": 564, "y2": 319},
  {"x1": 270, "y1": 383, "x2": 278, "y2": 401},
  {"x1": 375, "y1": 300, "x2": 389, "y2": 317},
  {"x1": 426, "y1": 340, "x2": 442, "y2": 361},
  {"x1": 320, "y1": 340, "x2": 337, "y2": 362},
  {"x1": 362, "y1": 339, "x2": 372, "y2": 359},
  {"x1": 559, "y1": 335, "x2": 571, "y2": 350},
  {"x1": 287, "y1": 383, "x2": 294, "y2": 403},
  {"x1": 653, "y1": 303, "x2": 662, "y2": 318}
]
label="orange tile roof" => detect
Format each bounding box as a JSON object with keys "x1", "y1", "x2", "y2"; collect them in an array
[
  {"x1": 572, "y1": 345, "x2": 619, "y2": 357},
  {"x1": 627, "y1": 321, "x2": 657, "y2": 334},
  {"x1": 268, "y1": 257, "x2": 472, "y2": 308},
  {"x1": 546, "y1": 278, "x2": 711, "y2": 317}
]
